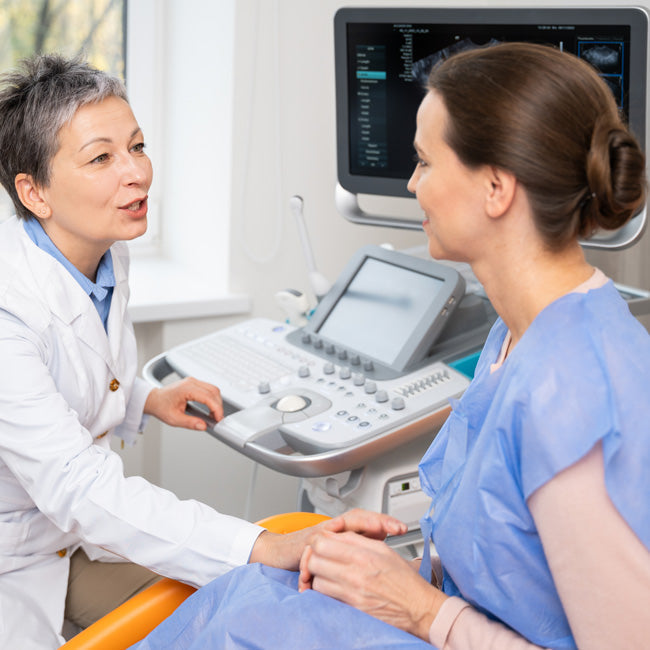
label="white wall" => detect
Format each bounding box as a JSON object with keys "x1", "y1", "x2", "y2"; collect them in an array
[{"x1": 120, "y1": 0, "x2": 650, "y2": 523}]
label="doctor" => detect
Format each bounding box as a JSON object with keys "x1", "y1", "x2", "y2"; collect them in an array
[{"x1": 0, "y1": 54, "x2": 404, "y2": 649}]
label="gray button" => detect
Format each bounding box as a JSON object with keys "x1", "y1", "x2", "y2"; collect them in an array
[
  {"x1": 339, "y1": 367, "x2": 351, "y2": 380},
  {"x1": 258, "y1": 381, "x2": 271, "y2": 394},
  {"x1": 352, "y1": 373, "x2": 365, "y2": 386},
  {"x1": 375, "y1": 390, "x2": 389, "y2": 403},
  {"x1": 298, "y1": 365, "x2": 310, "y2": 378},
  {"x1": 364, "y1": 381, "x2": 377, "y2": 394},
  {"x1": 391, "y1": 397, "x2": 406, "y2": 411},
  {"x1": 323, "y1": 363, "x2": 335, "y2": 375}
]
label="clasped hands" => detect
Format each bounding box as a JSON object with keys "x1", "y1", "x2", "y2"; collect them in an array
[{"x1": 254, "y1": 508, "x2": 447, "y2": 642}]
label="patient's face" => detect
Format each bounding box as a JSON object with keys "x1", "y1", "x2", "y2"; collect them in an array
[{"x1": 407, "y1": 91, "x2": 489, "y2": 263}]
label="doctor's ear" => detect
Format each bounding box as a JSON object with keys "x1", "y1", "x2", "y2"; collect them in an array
[
  {"x1": 14, "y1": 173, "x2": 51, "y2": 219},
  {"x1": 484, "y1": 167, "x2": 517, "y2": 219}
]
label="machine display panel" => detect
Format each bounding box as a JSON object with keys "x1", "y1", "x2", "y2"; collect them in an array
[
  {"x1": 298, "y1": 245, "x2": 466, "y2": 376},
  {"x1": 317, "y1": 257, "x2": 444, "y2": 366},
  {"x1": 334, "y1": 7, "x2": 647, "y2": 199}
]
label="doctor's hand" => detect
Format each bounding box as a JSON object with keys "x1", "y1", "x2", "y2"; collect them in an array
[
  {"x1": 144, "y1": 377, "x2": 223, "y2": 430},
  {"x1": 249, "y1": 509, "x2": 407, "y2": 573},
  {"x1": 298, "y1": 530, "x2": 447, "y2": 641}
]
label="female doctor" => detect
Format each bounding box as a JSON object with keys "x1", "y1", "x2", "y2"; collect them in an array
[{"x1": 0, "y1": 54, "x2": 403, "y2": 649}]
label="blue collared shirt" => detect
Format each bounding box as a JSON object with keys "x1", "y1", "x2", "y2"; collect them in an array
[{"x1": 23, "y1": 218, "x2": 115, "y2": 331}]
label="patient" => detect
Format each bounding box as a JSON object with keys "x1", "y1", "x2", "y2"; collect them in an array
[{"x1": 133, "y1": 43, "x2": 650, "y2": 649}]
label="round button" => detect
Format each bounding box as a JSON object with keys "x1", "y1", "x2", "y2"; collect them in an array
[
  {"x1": 364, "y1": 381, "x2": 377, "y2": 394},
  {"x1": 337, "y1": 350, "x2": 348, "y2": 360},
  {"x1": 363, "y1": 360, "x2": 374, "y2": 372},
  {"x1": 350, "y1": 354, "x2": 361, "y2": 366},
  {"x1": 312, "y1": 421, "x2": 331, "y2": 432},
  {"x1": 339, "y1": 367, "x2": 351, "y2": 380},
  {"x1": 352, "y1": 373, "x2": 365, "y2": 386},
  {"x1": 298, "y1": 365, "x2": 310, "y2": 378},
  {"x1": 275, "y1": 394, "x2": 308, "y2": 412},
  {"x1": 313, "y1": 339, "x2": 323, "y2": 349},
  {"x1": 258, "y1": 381, "x2": 271, "y2": 394},
  {"x1": 109, "y1": 378, "x2": 120, "y2": 392},
  {"x1": 301, "y1": 333, "x2": 311, "y2": 344},
  {"x1": 325, "y1": 343, "x2": 335, "y2": 354},
  {"x1": 391, "y1": 397, "x2": 406, "y2": 411},
  {"x1": 323, "y1": 363, "x2": 335, "y2": 375},
  {"x1": 375, "y1": 390, "x2": 389, "y2": 403}
]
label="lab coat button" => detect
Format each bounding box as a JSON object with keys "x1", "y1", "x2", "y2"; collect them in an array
[
  {"x1": 109, "y1": 378, "x2": 120, "y2": 392},
  {"x1": 96, "y1": 430, "x2": 108, "y2": 440},
  {"x1": 57, "y1": 548, "x2": 67, "y2": 558}
]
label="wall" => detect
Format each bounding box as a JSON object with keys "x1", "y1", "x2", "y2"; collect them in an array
[{"x1": 121, "y1": 0, "x2": 650, "y2": 523}]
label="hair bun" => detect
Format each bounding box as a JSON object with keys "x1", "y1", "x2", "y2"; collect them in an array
[{"x1": 584, "y1": 117, "x2": 647, "y2": 235}]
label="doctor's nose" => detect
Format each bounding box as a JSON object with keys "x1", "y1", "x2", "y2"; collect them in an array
[{"x1": 121, "y1": 154, "x2": 153, "y2": 187}]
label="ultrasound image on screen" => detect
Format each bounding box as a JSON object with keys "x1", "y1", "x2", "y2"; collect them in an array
[
  {"x1": 317, "y1": 258, "x2": 443, "y2": 366},
  {"x1": 344, "y1": 20, "x2": 631, "y2": 188}
]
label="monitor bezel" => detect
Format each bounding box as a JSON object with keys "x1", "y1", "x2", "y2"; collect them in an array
[
  {"x1": 334, "y1": 6, "x2": 648, "y2": 199},
  {"x1": 297, "y1": 245, "x2": 466, "y2": 376}
]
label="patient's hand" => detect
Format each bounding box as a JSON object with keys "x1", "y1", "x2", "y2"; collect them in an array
[{"x1": 298, "y1": 529, "x2": 447, "y2": 641}]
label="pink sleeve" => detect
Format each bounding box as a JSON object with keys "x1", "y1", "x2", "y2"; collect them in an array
[
  {"x1": 527, "y1": 441, "x2": 650, "y2": 649},
  {"x1": 428, "y1": 441, "x2": 650, "y2": 649},
  {"x1": 428, "y1": 597, "x2": 546, "y2": 649}
]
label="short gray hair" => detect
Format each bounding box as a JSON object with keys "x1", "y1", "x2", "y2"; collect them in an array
[{"x1": 0, "y1": 53, "x2": 128, "y2": 220}]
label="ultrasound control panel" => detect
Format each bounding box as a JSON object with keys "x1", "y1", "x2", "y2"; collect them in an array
[
  {"x1": 143, "y1": 246, "x2": 488, "y2": 477},
  {"x1": 149, "y1": 317, "x2": 469, "y2": 475}
]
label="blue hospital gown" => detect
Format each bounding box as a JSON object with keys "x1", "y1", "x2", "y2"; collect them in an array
[{"x1": 134, "y1": 281, "x2": 650, "y2": 649}]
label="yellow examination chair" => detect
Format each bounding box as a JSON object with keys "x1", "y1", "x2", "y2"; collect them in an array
[{"x1": 61, "y1": 512, "x2": 331, "y2": 650}]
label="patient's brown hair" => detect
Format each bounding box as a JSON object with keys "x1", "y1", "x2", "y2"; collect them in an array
[{"x1": 428, "y1": 42, "x2": 646, "y2": 250}]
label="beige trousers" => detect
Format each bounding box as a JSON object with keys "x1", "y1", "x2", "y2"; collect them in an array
[{"x1": 64, "y1": 548, "x2": 161, "y2": 629}]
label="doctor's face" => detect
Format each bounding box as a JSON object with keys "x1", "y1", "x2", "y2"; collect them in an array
[
  {"x1": 407, "y1": 91, "x2": 488, "y2": 262},
  {"x1": 39, "y1": 95, "x2": 153, "y2": 266}
]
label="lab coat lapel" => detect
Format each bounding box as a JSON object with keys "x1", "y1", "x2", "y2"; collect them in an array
[
  {"x1": 106, "y1": 248, "x2": 130, "y2": 364},
  {"x1": 37, "y1": 246, "x2": 118, "y2": 376}
]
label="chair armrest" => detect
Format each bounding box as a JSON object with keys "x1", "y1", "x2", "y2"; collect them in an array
[{"x1": 60, "y1": 578, "x2": 196, "y2": 650}]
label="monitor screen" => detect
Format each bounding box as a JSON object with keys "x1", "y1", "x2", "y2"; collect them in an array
[
  {"x1": 334, "y1": 7, "x2": 648, "y2": 199},
  {"x1": 316, "y1": 257, "x2": 445, "y2": 366}
]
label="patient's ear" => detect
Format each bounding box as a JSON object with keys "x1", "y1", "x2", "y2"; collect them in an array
[
  {"x1": 15, "y1": 173, "x2": 51, "y2": 219},
  {"x1": 484, "y1": 166, "x2": 517, "y2": 219}
]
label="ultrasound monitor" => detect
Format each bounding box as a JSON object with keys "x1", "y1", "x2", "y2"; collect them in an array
[
  {"x1": 286, "y1": 245, "x2": 466, "y2": 379},
  {"x1": 334, "y1": 6, "x2": 648, "y2": 248}
]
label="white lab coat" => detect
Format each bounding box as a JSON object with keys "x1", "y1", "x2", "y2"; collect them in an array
[{"x1": 0, "y1": 217, "x2": 262, "y2": 649}]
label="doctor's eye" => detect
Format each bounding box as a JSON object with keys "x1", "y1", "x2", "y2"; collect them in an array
[
  {"x1": 89, "y1": 153, "x2": 110, "y2": 164},
  {"x1": 131, "y1": 142, "x2": 147, "y2": 154}
]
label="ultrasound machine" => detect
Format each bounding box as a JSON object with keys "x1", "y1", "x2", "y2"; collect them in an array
[{"x1": 145, "y1": 6, "x2": 650, "y2": 554}]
